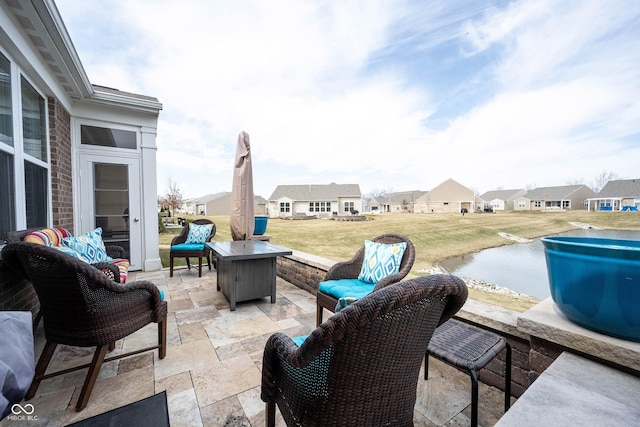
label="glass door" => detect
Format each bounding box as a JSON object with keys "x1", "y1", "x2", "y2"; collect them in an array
[
  {"x1": 79, "y1": 154, "x2": 141, "y2": 269},
  {"x1": 94, "y1": 163, "x2": 130, "y2": 256}
]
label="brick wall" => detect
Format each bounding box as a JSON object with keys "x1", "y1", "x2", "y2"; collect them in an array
[{"x1": 48, "y1": 97, "x2": 73, "y2": 230}]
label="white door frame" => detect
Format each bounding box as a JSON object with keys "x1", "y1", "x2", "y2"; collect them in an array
[{"x1": 78, "y1": 153, "x2": 142, "y2": 270}]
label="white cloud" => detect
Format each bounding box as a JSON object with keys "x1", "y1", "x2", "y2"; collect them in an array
[{"x1": 56, "y1": 0, "x2": 640, "y2": 198}]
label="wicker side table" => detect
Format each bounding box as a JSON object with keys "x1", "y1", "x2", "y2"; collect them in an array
[{"x1": 425, "y1": 318, "x2": 511, "y2": 427}]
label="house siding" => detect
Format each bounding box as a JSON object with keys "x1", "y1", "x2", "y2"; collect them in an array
[
  {"x1": 415, "y1": 179, "x2": 476, "y2": 213},
  {"x1": 515, "y1": 185, "x2": 596, "y2": 211},
  {"x1": 268, "y1": 184, "x2": 361, "y2": 218}
]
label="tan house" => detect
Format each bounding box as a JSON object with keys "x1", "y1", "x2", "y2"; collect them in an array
[
  {"x1": 368, "y1": 190, "x2": 427, "y2": 213},
  {"x1": 414, "y1": 179, "x2": 479, "y2": 214},
  {"x1": 479, "y1": 189, "x2": 527, "y2": 211},
  {"x1": 268, "y1": 183, "x2": 361, "y2": 218},
  {"x1": 514, "y1": 185, "x2": 596, "y2": 211},
  {"x1": 184, "y1": 192, "x2": 267, "y2": 216},
  {"x1": 587, "y1": 179, "x2": 640, "y2": 212}
]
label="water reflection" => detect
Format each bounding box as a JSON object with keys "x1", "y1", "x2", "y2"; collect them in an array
[{"x1": 439, "y1": 229, "x2": 640, "y2": 300}]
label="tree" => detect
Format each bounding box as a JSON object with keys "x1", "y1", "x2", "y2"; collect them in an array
[
  {"x1": 565, "y1": 178, "x2": 584, "y2": 186},
  {"x1": 367, "y1": 187, "x2": 393, "y2": 199},
  {"x1": 590, "y1": 171, "x2": 619, "y2": 193},
  {"x1": 161, "y1": 178, "x2": 184, "y2": 218}
]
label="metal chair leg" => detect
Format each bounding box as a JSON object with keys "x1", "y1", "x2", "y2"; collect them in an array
[
  {"x1": 505, "y1": 343, "x2": 512, "y2": 412},
  {"x1": 470, "y1": 369, "x2": 479, "y2": 427},
  {"x1": 266, "y1": 402, "x2": 276, "y2": 427}
]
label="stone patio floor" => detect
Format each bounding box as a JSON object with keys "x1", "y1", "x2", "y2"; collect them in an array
[{"x1": 4, "y1": 266, "x2": 513, "y2": 427}]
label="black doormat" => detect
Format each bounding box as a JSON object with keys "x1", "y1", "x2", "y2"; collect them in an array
[{"x1": 66, "y1": 391, "x2": 169, "y2": 427}]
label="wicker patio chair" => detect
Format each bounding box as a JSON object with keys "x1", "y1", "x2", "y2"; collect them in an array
[
  {"x1": 262, "y1": 274, "x2": 468, "y2": 427},
  {"x1": 315, "y1": 233, "x2": 415, "y2": 325},
  {"x1": 1, "y1": 242, "x2": 167, "y2": 411},
  {"x1": 169, "y1": 219, "x2": 216, "y2": 277}
]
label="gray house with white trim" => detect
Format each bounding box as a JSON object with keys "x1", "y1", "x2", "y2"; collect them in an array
[
  {"x1": 587, "y1": 179, "x2": 640, "y2": 211},
  {"x1": 514, "y1": 185, "x2": 596, "y2": 211},
  {"x1": 267, "y1": 183, "x2": 362, "y2": 218}
]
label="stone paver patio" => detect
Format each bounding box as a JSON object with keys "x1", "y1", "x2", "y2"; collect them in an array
[{"x1": 6, "y1": 266, "x2": 511, "y2": 427}]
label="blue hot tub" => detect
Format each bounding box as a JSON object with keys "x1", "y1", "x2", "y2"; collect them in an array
[{"x1": 541, "y1": 236, "x2": 640, "y2": 342}]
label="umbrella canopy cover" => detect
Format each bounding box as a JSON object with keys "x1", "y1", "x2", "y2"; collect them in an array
[{"x1": 231, "y1": 131, "x2": 255, "y2": 241}]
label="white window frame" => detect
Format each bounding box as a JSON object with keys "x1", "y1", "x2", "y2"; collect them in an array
[{"x1": 0, "y1": 48, "x2": 51, "y2": 234}]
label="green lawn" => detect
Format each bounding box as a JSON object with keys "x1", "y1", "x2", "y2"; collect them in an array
[{"x1": 159, "y1": 211, "x2": 640, "y2": 311}]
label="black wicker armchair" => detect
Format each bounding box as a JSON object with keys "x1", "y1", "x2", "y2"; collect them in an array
[
  {"x1": 262, "y1": 274, "x2": 468, "y2": 427},
  {"x1": 1, "y1": 242, "x2": 167, "y2": 411},
  {"x1": 315, "y1": 233, "x2": 415, "y2": 325},
  {"x1": 169, "y1": 219, "x2": 216, "y2": 277}
]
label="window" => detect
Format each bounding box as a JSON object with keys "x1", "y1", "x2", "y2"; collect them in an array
[
  {"x1": 81, "y1": 125, "x2": 136, "y2": 149},
  {"x1": 309, "y1": 201, "x2": 331, "y2": 212},
  {"x1": 24, "y1": 160, "x2": 47, "y2": 227},
  {"x1": 562, "y1": 200, "x2": 570, "y2": 208},
  {"x1": 344, "y1": 201, "x2": 354, "y2": 212},
  {"x1": 0, "y1": 53, "x2": 12, "y2": 146},
  {"x1": 279, "y1": 202, "x2": 290, "y2": 213},
  {"x1": 518, "y1": 201, "x2": 526, "y2": 208},
  {"x1": 0, "y1": 150, "x2": 15, "y2": 234},
  {"x1": 0, "y1": 51, "x2": 49, "y2": 237},
  {"x1": 534, "y1": 201, "x2": 541, "y2": 208},
  {"x1": 0, "y1": 53, "x2": 14, "y2": 236},
  {"x1": 21, "y1": 77, "x2": 46, "y2": 160}
]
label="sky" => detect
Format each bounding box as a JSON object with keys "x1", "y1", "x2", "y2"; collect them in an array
[{"x1": 54, "y1": 0, "x2": 640, "y2": 200}]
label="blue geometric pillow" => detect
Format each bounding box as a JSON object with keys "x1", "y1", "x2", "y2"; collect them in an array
[
  {"x1": 186, "y1": 223, "x2": 213, "y2": 244},
  {"x1": 62, "y1": 227, "x2": 110, "y2": 264},
  {"x1": 54, "y1": 245, "x2": 81, "y2": 259},
  {"x1": 357, "y1": 240, "x2": 407, "y2": 284}
]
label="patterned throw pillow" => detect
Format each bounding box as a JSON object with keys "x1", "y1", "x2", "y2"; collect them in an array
[
  {"x1": 357, "y1": 240, "x2": 407, "y2": 284},
  {"x1": 54, "y1": 245, "x2": 81, "y2": 259},
  {"x1": 24, "y1": 227, "x2": 72, "y2": 246},
  {"x1": 186, "y1": 223, "x2": 213, "y2": 244},
  {"x1": 62, "y1": 227, "x2": 110, "y2": 263}
]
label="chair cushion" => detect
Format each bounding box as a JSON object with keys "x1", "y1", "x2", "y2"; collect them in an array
[
  {"x1": 171, "y1": 243, "x2": 206, "y2": 252},
  {"x1": 62, "y1": 227, "x2": 111, "y2": 263},
  {"x1": 292, "y1": 335, "x2": 308, "y2": 346},
  {"x1": 23, "y1": 227, "x2": 72, "y2": 246},
  {"x1": 186, "y1": 223, "x2": 213, "y2": 244},
  {"x1": 358, "y1": 240, "x2": 407, "y2": 284},
  {"x1": 318, "y1": 279, "x2": 375, "y2": 299}
]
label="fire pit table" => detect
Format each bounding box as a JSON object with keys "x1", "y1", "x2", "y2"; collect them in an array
[{"x1": 207, "y1": 241, "x2": 292, "y2": 310}]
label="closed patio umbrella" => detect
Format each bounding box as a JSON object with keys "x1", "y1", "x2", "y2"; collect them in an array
[{"x1": 230, "y1": 131, "x2": 254, "y2": 241}]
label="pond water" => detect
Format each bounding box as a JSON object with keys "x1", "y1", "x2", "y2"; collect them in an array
[{"x1": 439, "y1": 229, "x2": 640, "y2": 300}]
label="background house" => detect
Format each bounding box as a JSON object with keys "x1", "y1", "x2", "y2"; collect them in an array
[
  {"x1": 479, "y1": 189, "x2": 527, "y2": 211},
  {"x1": 587, "y1": 179, "x2": 640, "y2": 211},
  {"x1": 267, "y1": 183, "x2": 362, "y2": 218},
  {"x1": 183, "y1": 192, "x2": 267, "y2": 216},
  {"x1": 368, "y1": 190, "x2": 427, "y2": 213},
  {"x1": 514, "y1": 185, "x2": 596, "y2": 211},
  {"x1": 0, "y1": 1, "x2": 162, "y2": 271},
  {"x1": 414, "y1": 179, "x2": 479, "y2": 213}
]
